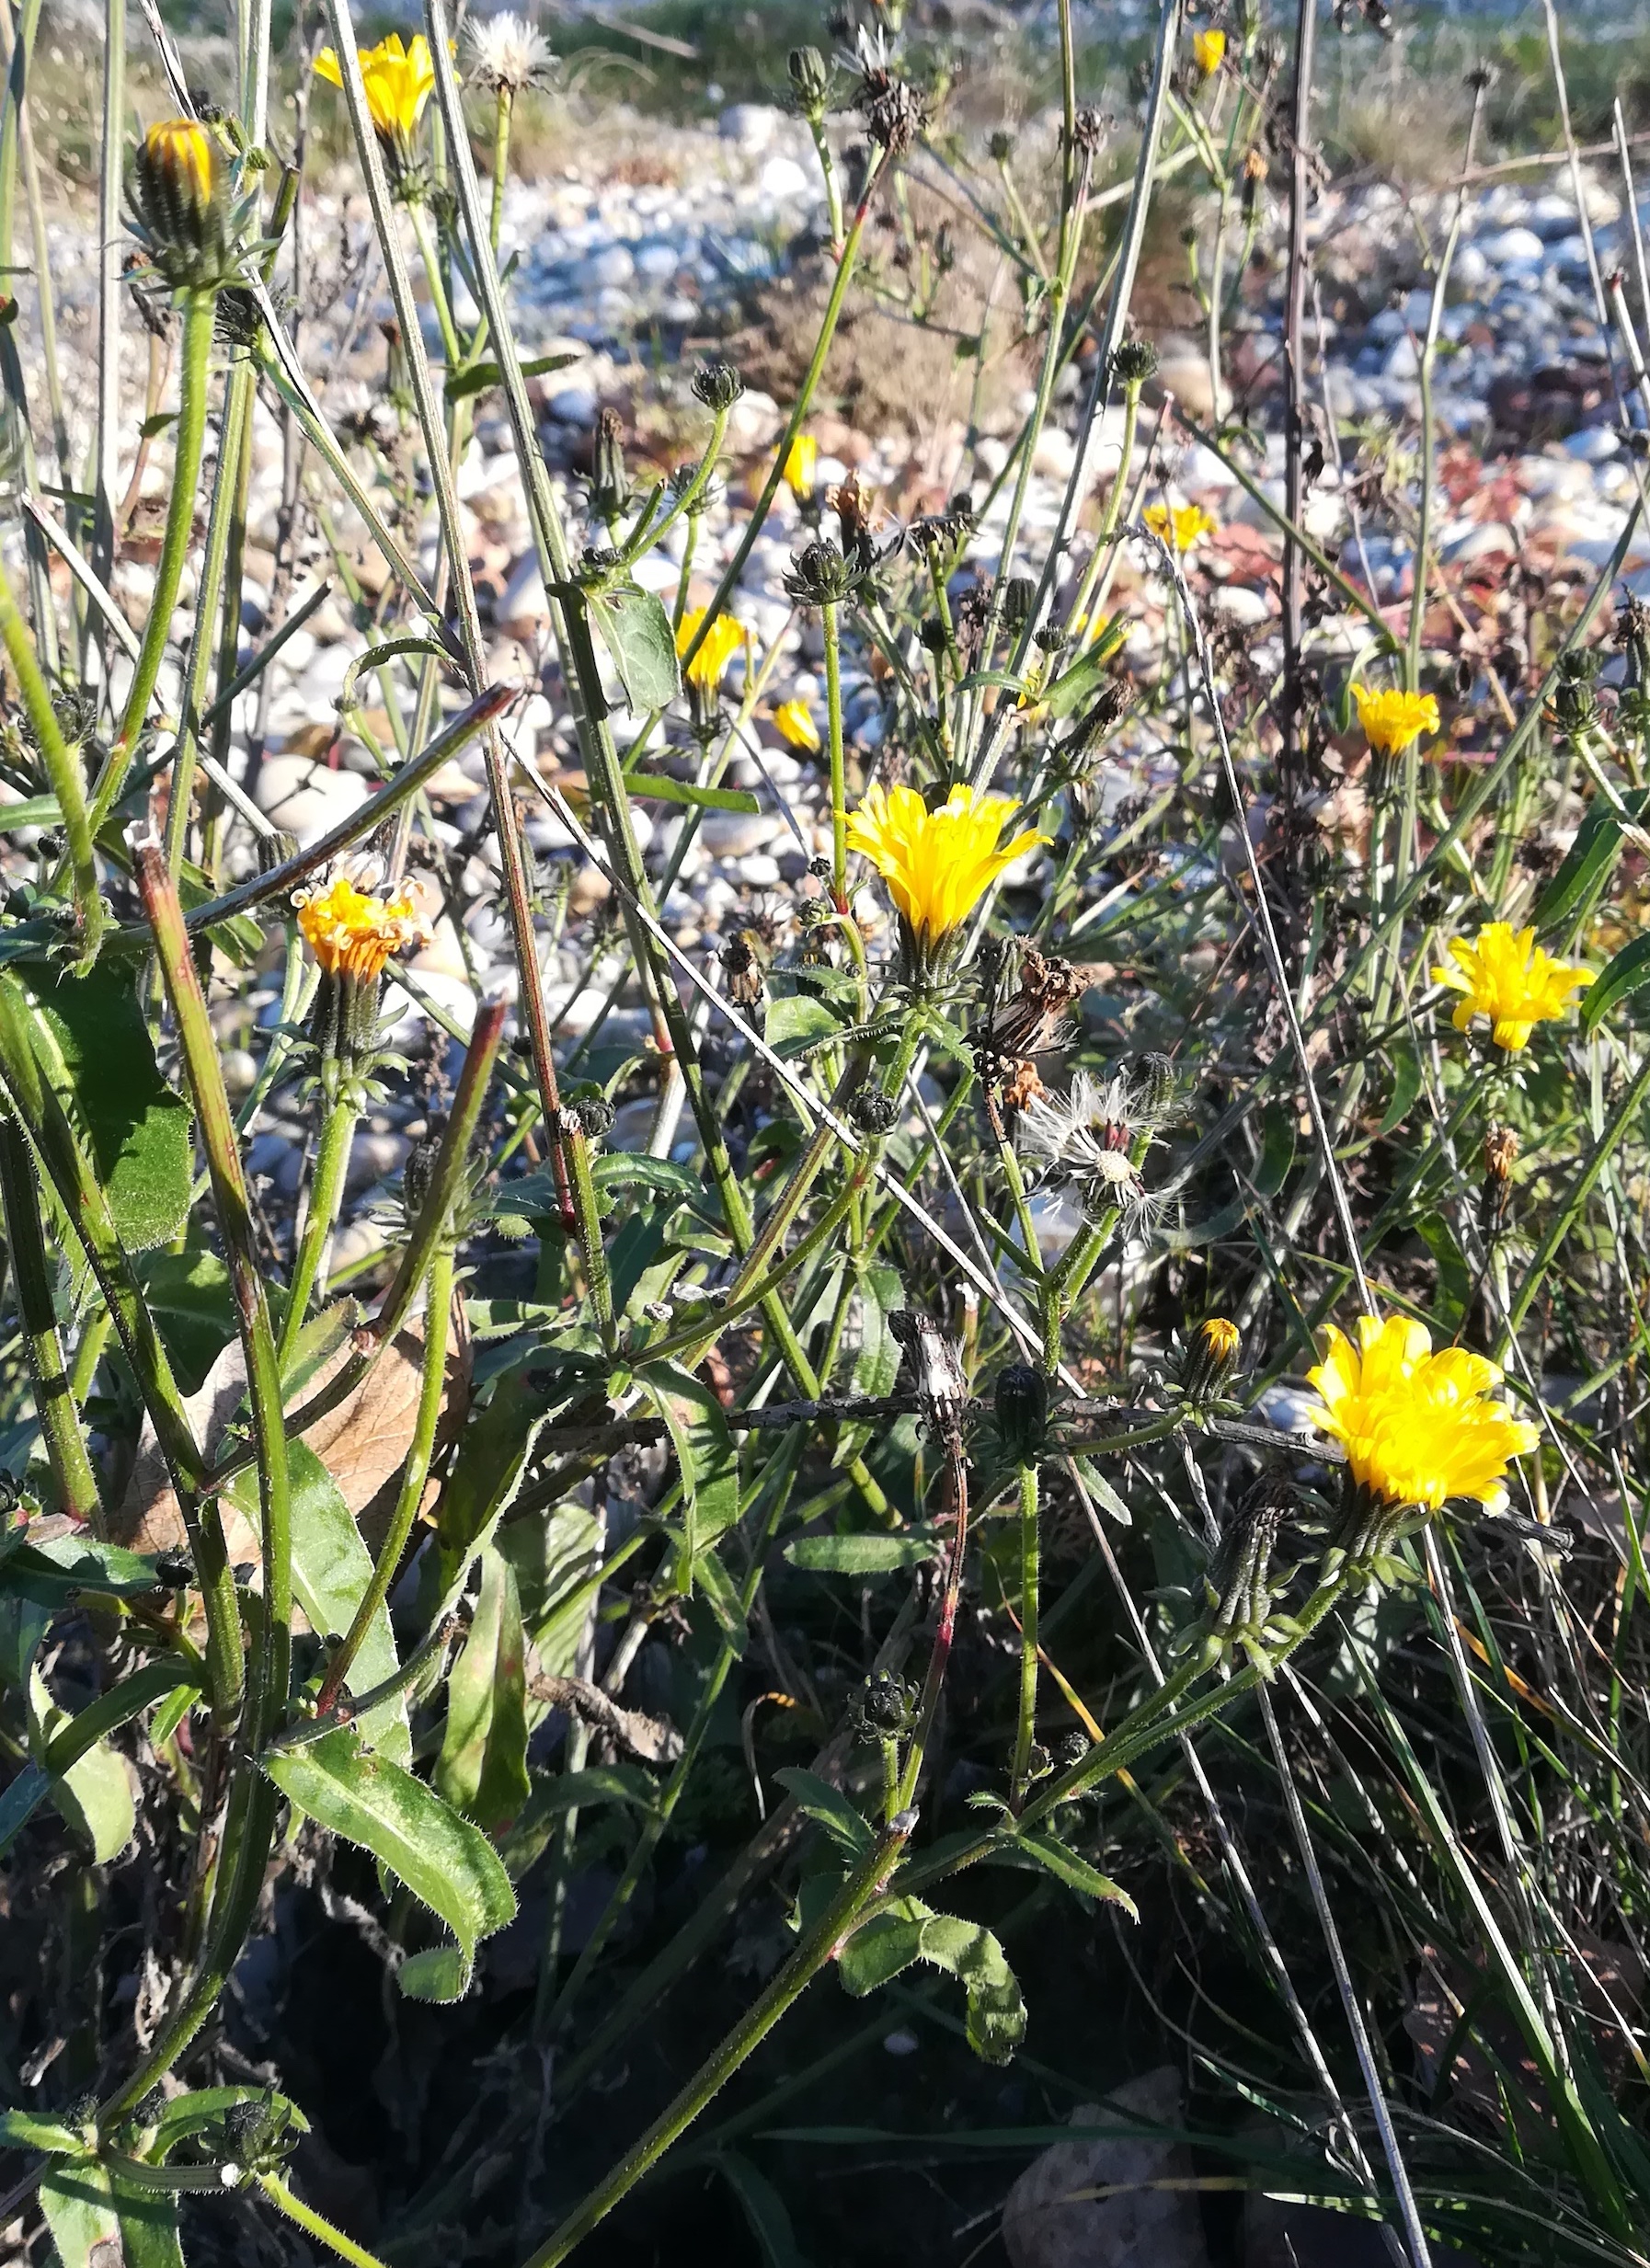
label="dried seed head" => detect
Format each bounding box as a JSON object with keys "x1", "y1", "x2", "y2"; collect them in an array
[
  {"x1": 1484, "y1": 1123, "x2": 1519, "y2": 1183},
  {"x1": 854, "y1": 63, "x2": 928, "y2": 159}
]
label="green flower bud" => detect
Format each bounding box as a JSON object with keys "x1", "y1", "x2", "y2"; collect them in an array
[
  {"x1": 994, "y1": 1362, "x2": 1048, "y2": 1465},
  {"x1": 692, "y1": 359, "x2": 745, "y2": 413}
]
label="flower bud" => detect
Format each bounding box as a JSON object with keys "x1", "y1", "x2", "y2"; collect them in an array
[
  {"x1": 851, "y1": 1088, "x2": 899, "y2": 1137},
  {"x1": 590, "y1": 406, "x2": 630, "y2": 522},
  {"x1": 782, "y1": 536, "x2": 863, "y2": 607},
  {"x1": 131, "y1": 116, "x2": 241, "y2": 292},
  {"x1": 1001, "y1": 575, "x2": 1038, "y2": 633},
  {"x1": 787, "y1": 44, "x2": 830, "y2": 120},
  {"x1": 692, "y1": 359, "x2": 744, "y2": 413},
  {"x1": 1180, "y1": 1316, "x2": 1241, "y2": 1404},
  {"x1": 994, "y1": 1361, "x2": 1048, "y2": 1465},
  {"x1": 988, "y1": 129, "x2": 1014, "y2": 165}
]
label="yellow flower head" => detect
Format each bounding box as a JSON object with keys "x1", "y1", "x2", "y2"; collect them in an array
[
  {"x1": 676, "y1": 607, "x2": 747, "y2": 695},
  {"x1": 1351, "y1": 682, "x2": 1440, "y2": 757},
  {"x1": 1192, "y1": 27, "x2": 1227, "y2": 74},
  {"x1": 131, "y1": 118, "x2": 240, "y2": 290},
  {"x1": 1199, "y1": 1316, "x2": 1240, "y2": 1364},
  {"x1": 315, "y1": 34, "x2": 438, "y2": 172},
  {"x1": 845, "y1": 783, "x2": 1048, "y2": 962},
  {"x1": 1143, "y1": 500, "x2": 1217, "y2": 553},
  {"x1": 1307, "y1": 1313, "x2": 1540, "y2": 1515},
  {"x1": 1432, "y1": 922, "x2": 1595, "y2": 1053},
  {"x1": 295, "y1": 875, "x2": 429, "y2": 987},
  {"x1": 782, "y1": 433, "x2": 819, "y2": 499},
  {"x1": 773, "y1": 697, "x2": 820, "y2": 752}
]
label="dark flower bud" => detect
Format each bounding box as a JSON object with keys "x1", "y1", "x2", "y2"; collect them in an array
[
  {"x1": 1108, "y1": 338, "x2": 1160, "y2": 390},
  {"x1": 1057, "y1": 1730, "x2": 1090, "y2": 1769},
  {"x1": 783, "y1": 536, "x2": 862, "y2": 606},
  {"x1": 988, "y1": 129, "x2": 1014, "y2": 164},
  {"x1": 1132, "y1": 1051, "x2": 1176, "y2": 1121},
  {"x1": 590, "y1": 405, "x2": 630, "y2": 521},
  {"x1": 994, "y1": 1361, "x2": 1048, "y2": 1465},
  {"x1": 1001, "y1": 575, "x2": 1038, "y2": 632},
  {"x1": 1067, "y1": 105, "x2": 1108, "y2": 158},
  {"x1": 919, "y1": 616, "x2": 948, "y2": 655},
  {"x1": 402, "y1": 1130, "x2": 443, "y2": 1219},
  {"x1": 787, "y1": 44, "x2": 830, "y2": 120},
  {"x1": 1551, "y1": 647, "x2": 1598, "y2": 739},
  {"x1": 1179, "y1": 1316, "x2": 1241, "y2": 1405},
  {"x1": 856, "y1": 1669, "x2": 917, "y2": 1735},
  {"x1": 851, "y1": 1088, "x2": 899, "y2": 1136},
  {"x1": 692, "y1": 359, "x2": 745, "y2": 413},
  {"x1": 575, "y1": 1092, "x2": 616, "y2": 1141}
]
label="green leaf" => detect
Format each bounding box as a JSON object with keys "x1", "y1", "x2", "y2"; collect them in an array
[
  {"x1": 837, "y1": 1895, "x2": 1026, "y2": 2063},
  {"x1": 39, "y1": 2159, "x2": 120, "y2": 2268},
  {"x1": 784, "y1": 1532, "x2": 935, "y2": 1574},
  {"x1": 229, "y1": 1442, "x2": 407, "y2": 1760},
  {"x1": 498, "y1": 1498, "x2": 602, "y2": 1675},
  {"x1": 0, "y1": 2109, "x2": 87, "y2": 2153},
  {"x1": 31, "y1": 1668, "x2": 134, "y2": 1862},
  {"x1": 262, "y1": 1725, "x2": 516, "y2": 2001},
  {"x1": 8, "y1": 965, "x2": 192, "y2": 1251},
  {"x1": 590, "y1": 1153, "x2": 708, "y2": 1205},
  {"x1": 138, "y1": 408, "x2": 178, "y2": 439},
  {"x1": 912, "y1": 1910, "x2": 1026, "y2": 2064},
  {"x1": 637, "y1": 1360, "x2": 739, "y2": 1591},
  {"x1": 109, "y1": 2182, "x2": 185, "y2": 2268},
  {"x1": 135, "y1": 1248, "x2": 235, "y2": 1395},
  {"x1": 432, "y1": 1369, "x2": 554, "y2": 1602},
  {"x1": 1376, "y1": 1046, "x2": 1424, "y2": 1140},
  {"x1": 773, "y1": 1766, "x2": 873, "y2": 1858},
  {"x1": 143, "y1": 2085, "x2": 309, "y2": 2163},
  {"x1": 622, "y1": 774, "x2": 762, "y2": 814},
  {"x1": 1011, "y1": 1829, "x2": 1138, "y2": 1916},
  {"x1": 0, "y1": 1758, "x2": 48, "y2": 1853},
  {"x1": 1415, "y1": 1214, "x2": 1471, "y2": 1334},
  {"x1": 716, "y1": 2151, "x2": 810, "y2": 2268},
  {"x1": 588, "y1": 582, "x2": 681, "y2": 714},
  {"x1": 5, "y1": 1530, "x2": 164, "y2": 1603},
  {"x1": 1535, "y1": 791, "x2": 1645, "y2": 935},
  {"x1": 837, "y1": 1901, "x2": 928, "y2": 1996},
  {"x1": 1070, "y1": 1456, "x2": 1132, "y2": 1529},
  {"x1": 764, "y1": 991, "x2": 849, "y2": 1058},
  {"x1": 436, "y1": 1543, "x2": 531, "y2": 1831},
  {"x1": 694, "y1": 1541, "x2": 749, "y2": 1653},
  {"x1": 1039, "y1": 616, "x2": 1129, "y2": 719},
  {"x1": 443, "y1": 347, "x2": 579, "y2": 401},
  {"x1": 1583, "y1": 933, "x2": 1650, "y2": 1033}
]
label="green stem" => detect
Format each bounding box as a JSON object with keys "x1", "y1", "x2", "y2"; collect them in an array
[
  {"x1": 408, "y1": 200, "x2": 463, "y2": 369},
  {"x1": 280, "y1": 1085, "x2": 361, "y2": 1367},
  {"x1": 92, "y1": 287, "x2": 217, "y2": 832},
  {"x1": 0, "y1": 557, "x2": 101, "y2": 966},
  {"x1": 0, "y1": 1115, "x2": 98, "y2": 1521},
  {"x1": 315, "y1": 1241, "x2": 451, "y2": 1718},
  {"x1": 521, "y1": 1825, "x2": 910, "y2": 2268},
  {"x1": 256, "y1": 2176, "x2": 394, "y2": 2268},
  {"x1": 1009, "y1": 1460, "x2": 1040, "y2": 1804},
  {"x1": 166, "y1": 354, "x2": 257, "y2": 877},
  {"x1": 823, "y1": 597, "x2": 847, "y2": 909},
  {"x1": 559, "y1": 1113, "x2": 613, "y2": 1347},
  {"x1": 488, "y1": 85, "x2": 511, "y2": 255},
  {"x1": 138, "y1": 844, "x2": 291, "y2": 1754}
]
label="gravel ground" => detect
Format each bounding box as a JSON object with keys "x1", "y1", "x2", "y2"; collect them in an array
[{"x1": 10, "y1": 96, "x2": 1646, "y2": 1251}]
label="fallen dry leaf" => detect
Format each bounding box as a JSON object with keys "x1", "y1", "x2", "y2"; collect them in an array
[{"x1": 113, "y1": 1300, "x2": 469, "y2": 1566}]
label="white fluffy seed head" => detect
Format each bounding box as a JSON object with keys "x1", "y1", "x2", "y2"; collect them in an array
[{"x1": 465, "y1": 12, "x2": 555, "y2": 93}]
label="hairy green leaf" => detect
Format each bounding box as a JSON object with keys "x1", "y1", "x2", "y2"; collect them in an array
[{"x1": 436, "y1": 1543, "x2": 531, "y2": 1830}]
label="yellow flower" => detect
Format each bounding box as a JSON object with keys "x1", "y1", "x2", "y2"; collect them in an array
[
  {"x1": 142, "y1": 118, "x2": 216, "y2": 214},
  {"x1": 1307, "y1": 1313, "x2": 1539, "y2": 1514},
  {"x1": 1192, "y1": 27, "x2": 1226, "y2": 74},
  {"x1": 675, "y1": 607, "x2": 747, "y2": 695},
  {"x1": 1142, "y1": 501, "x2": 1217, "y2": 553},
  {"x1": 773, "y1": 697, "x2": 820, "y2": 752},
  {"x1": 315, "y1": 34, "x2": 438, "y2": 171},
  {"x1": 295, "y1": 875, "x2": 429, "y2": 986},
  {"x1": 1432, "y1": 922, "x2": 1595, "y2": 1052},
  {"x1": 132, "y1": 118, "x2": 240, "y2": 290},
  {"x1": 845, "y1": 783, "x2": 1048, "y2": 956},
  {"x1": 782, "y1": 433, "x2": 819, "y2": 498},
  {"x1": 1199, "y1": 1317, "x2": 1240, "y2": 1364},
  {"x1": 1351, "y1": 682, "x2": 1439, "y2": 757}
]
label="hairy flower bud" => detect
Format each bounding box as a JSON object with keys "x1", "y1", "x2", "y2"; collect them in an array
[
  {"x1": 1180, "y1": 1315, "x2": 1241, "y2": 1405},
  {"x1": 692, "y1": 359, "x2": 744, "y2": 413},
  {"x1": 850, "y1": 1088, "x2": 899, "y2": 1136},
  {"x1": 783, "y1": 536, "x2": 863, "y2": 607},
  {"x1": 787, "y1": 44, "x2": 830, "y2": 120},
  {"x1": 994, "y1": 1362, "x2": 1048, "y2": 1465},
  {"x1": 590, "y1": 406, "x2": 631, "y2": 522},
  {"x1": 130, "y1": 117, "x2": 245, "y2": 292}
]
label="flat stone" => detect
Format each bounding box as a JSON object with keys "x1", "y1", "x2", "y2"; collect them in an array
[
  {"x1": 254, "y1": 753, "x2": 371, "y2": 845},
  {"x1": 1481, "y1": 225, "x2": 1545, "y2": 267},
  {"x1": 1002, "y1": 2070, "x2": 1212, "y2": 2268}
]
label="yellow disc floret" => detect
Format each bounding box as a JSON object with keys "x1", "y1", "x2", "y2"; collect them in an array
[
  {"x1": 845, "y1": 783, "x2": 1048, "y2": 953},
  {"x1": 296, "y1": 875, "x2": 429, "y2": 987},
  {"x1": 1351, "y1": 682, "x2": 1440, "y2": 756},
  {"x1": 1432, "y1": 922, "x2": 1595, "y2": 1052},
  {"x1": 1307, "y1": 1313, "x2": 1540, "y2": 1515}
]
